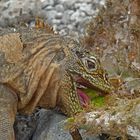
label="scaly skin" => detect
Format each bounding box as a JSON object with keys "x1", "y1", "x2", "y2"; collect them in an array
[{"x1": 0, "y1": 27, "x2": 114, "y2": 140}]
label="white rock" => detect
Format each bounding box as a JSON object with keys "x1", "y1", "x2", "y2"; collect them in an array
[
  {"x1": 44, "y1": 5, "x2": 53, "y2": 10},
  {"x1": 55, "y1": 12, "x2": 63, "y2": 19},
  {"x1": 52, "y1": 19, "x2": 61, "y2": 25},
  {"x1": 46, "y1": 10, "x2": 58, "y2": 20}
]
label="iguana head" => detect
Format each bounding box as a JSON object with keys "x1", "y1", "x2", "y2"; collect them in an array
[
  {"x1": 73, "y1": 50, "x2": 113, "y2": 93},
  {"x1": 64, "y1": 38, "x2": 114, "y2": 106}
]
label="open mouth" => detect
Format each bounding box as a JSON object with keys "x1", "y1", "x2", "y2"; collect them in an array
[{"x1": 75, "y1": 76, "x2": 107, "y2": 107}]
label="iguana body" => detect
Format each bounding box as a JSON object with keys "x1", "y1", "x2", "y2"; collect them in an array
[{"x1": 0, "y1": 27, "x2": 113, "y2": 140}]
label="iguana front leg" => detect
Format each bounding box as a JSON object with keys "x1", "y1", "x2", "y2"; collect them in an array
[{"x1": 0, "y1": 84, "x2": 17, "y2": 140}]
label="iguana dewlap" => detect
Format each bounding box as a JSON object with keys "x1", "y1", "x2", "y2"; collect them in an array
[{"x1": 0, "y1": 27, "x2": 114, "y2": 140}]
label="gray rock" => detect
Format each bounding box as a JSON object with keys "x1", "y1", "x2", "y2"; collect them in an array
[
  {"x1": 15, "y1": 109, "x2": 101, "y2": 140},
  {"x1": 79, "y1": 3, "x2": 95, "y2": 16},
  {"x1": 0, "y1": 0, "x2": 105, "y2": 35},
  {"x1": 70, "y1": 10, "x2": 87, "y2": 25},
  {"x1": 46, "y1": 10, "x2": 58, "y2": 20},
  {"x1": 14, "y1": 114, "x2": 37, "y2": 140},
  {"x1": 32, "y1": 110, "x2": 68, "y2": 140},
  {"x1": 70, "y1": 10, "x2": 80, "y2": 21},
  {"x1": 32, "y1": 109, "x2": 100, "y2": 140},
  {"x1": 41, "y1": 0, "x2": 55, "y2": 7},
  {"x1": 59, "y1": 28, "x2": 69, "y2": 35},
  {"x1": 52, "y1": 19, "x2": 61, "y2": 25},
  {"x1": 55, "y1": 12, "x2": 63, "y2": 19},
  {"x1": 62, "y1": 1, "x2": 75, "y2": 9},
  {"x1": 55, "y1": 4, "x2": 64, "y2": 12},
  {"x1": 44, "y1": 5, "x2": 53, "y2": 11},
  {"x1": 0, "y1": 0, "x2": 42, "y2": 27},
  {"x1": 62, "y1": 10, "x2": 73, "y2": 24}
]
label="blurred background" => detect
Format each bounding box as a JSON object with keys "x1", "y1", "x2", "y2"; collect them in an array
[{"x1": 0, "y1": 0, "x2": 105, "y2": 35}]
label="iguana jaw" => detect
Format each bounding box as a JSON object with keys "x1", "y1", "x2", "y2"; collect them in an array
[
  {"x1": 75, "y1": 76, "x2": 114, "y2": 106},
  {"x1": 75, "y1": 78, "x2": 101, "y2": 107},
  {"x1": 75, "y1": 76, "x2": 113, "y2": 94}
]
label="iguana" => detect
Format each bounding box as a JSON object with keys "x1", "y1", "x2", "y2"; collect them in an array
[{"x1": 0, "y1": 23, "x2": 114, "y2": 139}]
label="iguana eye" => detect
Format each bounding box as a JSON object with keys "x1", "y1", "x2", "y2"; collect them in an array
[
  {"x1": 83, "y1": 58, "x2": 97, "y2": 71},
  {"x1": 86, "y1": 60, "x2": 96, "y2": 69},
  {"x1": 87, "y1": 60, "x2": 97, "y2": 71}
]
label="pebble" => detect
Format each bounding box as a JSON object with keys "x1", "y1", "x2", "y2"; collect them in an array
[
  {"x1": 41, "y1": 0, "x2": 55, "y2": 7},
  {"x1": 55, "y1": 12, "x2": 63, "y2": 19},
  {"x1": 0, "y1": 0, "x2": 105, "y2": 35},
  {"x1": 52, "y1": 19, "x2": 61, "y2": 25},
  {"x1": 44, "y1": 5, "x2": 53, "y2": 10},
  {"x1": 46, "y1": 10, "x2": 58, "y2": 20},
  {"x1": 55, "y1": 4, "x2": 64, "y2": 12}
]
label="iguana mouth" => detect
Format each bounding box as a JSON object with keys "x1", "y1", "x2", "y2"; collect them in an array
[
  {"x1": 75, "y1": 77, "x2": 107, "y2": 107},
  {"x1": 77, "y1": 88, "x2": 90, "y2": 107}
]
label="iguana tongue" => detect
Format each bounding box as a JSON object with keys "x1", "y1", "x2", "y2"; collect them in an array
[{"x1": 77, "y1": 89, "x2": 90, "y2": 107}]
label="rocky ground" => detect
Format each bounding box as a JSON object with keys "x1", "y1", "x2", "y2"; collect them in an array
[
  {"x1": 0, "y1": 0, "x2": 106, "y2": 140},
  {"x1": 14, "y1": 109, "x2": 102, "y2": 140},
  {"x1": 0, "y1": 0, "x2": 105, "y2": 35}
]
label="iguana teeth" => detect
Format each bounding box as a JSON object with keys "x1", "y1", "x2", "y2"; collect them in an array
[{"x1": 77, "y1": 84, "x2": 87, "y2": 89}]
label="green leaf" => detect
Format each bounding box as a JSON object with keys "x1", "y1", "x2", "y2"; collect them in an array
[
  {"x1": 83, "y1": 88, "x2": 105, "y2": 107},
  {"x1": 83, "y1": 88, "x2": 99, "y2": 99},
  {"x1": 91, "y1": 96, "x2": 105, "y2": 107}
]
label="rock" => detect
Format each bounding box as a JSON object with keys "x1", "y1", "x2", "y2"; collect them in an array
[
  {"x1": 41, "y1": 0, "x2": 55, "y2": 7},
  {"x1": 0, "y1": 0, "x2": 41, "y2": 27},
  {"x1": 0, "y1": 0, "x2": 105, "y2": 35},
  {"x1": 44, "y1": 5, "x2": 53, "y2": 11},
  {"x1": 32, "y1": 109, "x2": 101, "y2": 140},
  {"x1": 46, "y1": 10, "x2": 58, "y2": 20},
  {"x1": 59, "y1": 28, "x2": 69, "y2": 35},
  {"x1": 32, "y1": 109, "x2": 68, "y2": 140},
  {"x1": 52, "y1": 19, "x2": 61, "y2": 25},
  {"x1": 55, "y1": 12, "x2": 63, "y2": 19},
  {"x1": 70, "y1": 10, "x2": 87, "y2": 27},
  {"x1": 70, "y1": 10, "x2": 81, "y2": 21},
  {"x1": 62, "y1": 10, "x2": 73, "y2": 24},
  {"x1": 80, "y1": 3, "x2": 95, "y2": 16},
  {"x1": 62, "y1": 1, "x2": 75, "y2": 9},
  {"x1": 14, "y1": 109, "x2": 101, "y2": 140},
  {"x1": 14, "y1": 114, "x2": 38, "y2": 140},
  {"x1": 55, "y1": 4, "x2": 64, "y2": 12}
]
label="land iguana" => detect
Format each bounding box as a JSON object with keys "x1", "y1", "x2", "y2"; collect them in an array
[{"x1": 0, "y1": 21, "x2": 114, "y2": 140}]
